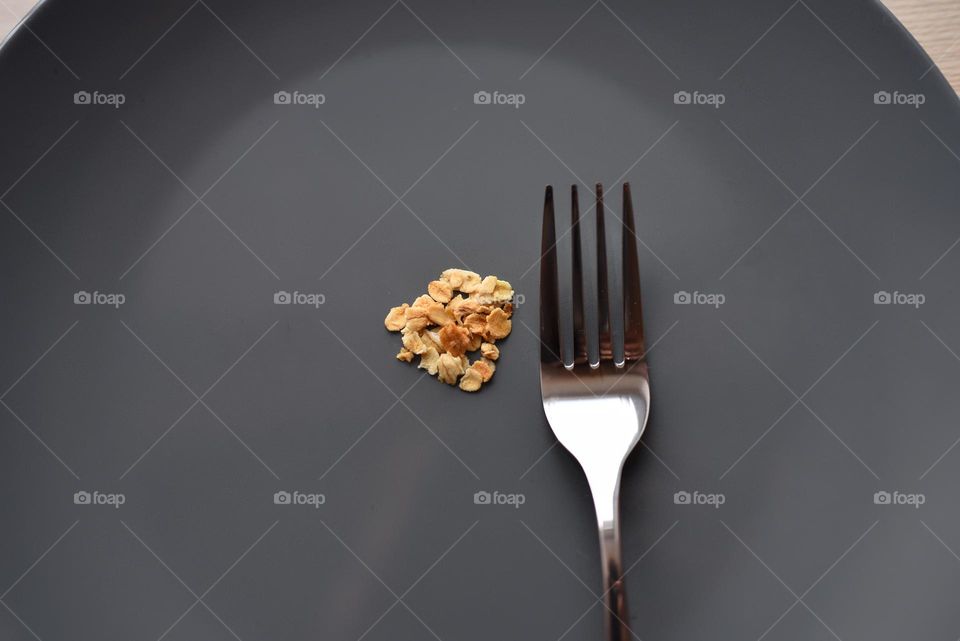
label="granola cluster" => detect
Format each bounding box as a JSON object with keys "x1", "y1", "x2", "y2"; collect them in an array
[{"x1": 385, "y1": 269, "x2": 513, "y2": 392}]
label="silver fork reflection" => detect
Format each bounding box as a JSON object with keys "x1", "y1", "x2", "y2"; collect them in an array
[{"x1": 539, "y1": 183, "x2": 650, "y2": 641}]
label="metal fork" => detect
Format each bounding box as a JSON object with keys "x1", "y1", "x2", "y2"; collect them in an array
[{"x1": 539, "y1": 183, "x2": 650, "y2": 641}]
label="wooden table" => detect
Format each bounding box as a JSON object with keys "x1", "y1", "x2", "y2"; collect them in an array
[
  {"x1": 0, "y1": 0, "x2": 34, "y2": 45},
  {"x1": 1, "y1": 0, "x2": 958, "y2": 91},
  {"x1": 884, "y1": 0, "x2": 960, "y2": 90}
]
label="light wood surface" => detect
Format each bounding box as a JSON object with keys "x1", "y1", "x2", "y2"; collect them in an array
[
  {"x1": 884, "y1": 0, "x2": 960, "y2": 90},
  {"x1": 0, "y1": 0, "x2": 34, "y2": 44},
  {"x1": 0, "y1": 0, "x2": 958, "y2": 92}
]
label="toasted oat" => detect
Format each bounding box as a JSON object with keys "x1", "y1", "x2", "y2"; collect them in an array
[
  {"x1": 439, "y1": 324, "x2": 471, "y2": 357},
  {"x1": 493, "y1": 279, "x2": 514, "y2": 303},
  {"x1": 404, "y1": 304, "x2": 427, "y2": 321},
  {"x1": 478, "y1": 275, "x2": 498, "y2": 295},
  {"x1": 459, "y1": 368, "x2": 483, "y2": 392},
  {"x1": 402, "y1": 317, "x2": 429, "y2": 334},
  {"x1": 440, "y1": 268, "x2": 475, "y2": 289},
  {"x1": 437, "y1": 353, "x2": 464, "y2": 385},
  {"x1": 445, "y1": 295, "x2": 467, "y2": 322},
  {"x1": 466, "y1": 333, "x2": 482, "y2": 353},
  {"x1": 460, "y1": 298, "x2": 491, "y2": 315},
  {"x1": 402, "y1": 331, "x2": 428, "y2": 355},
  {"x1": 428, "y1": 280, "x2": 453, "y2": 303},
  {"x1": 459, "y1": 273, "x2": 482, "y2": 293},
  {"x1": 462, "y1": 313, "x2": 486, "y2": 336},
  {"x1": 484, "y1": 308, "x2": 512, "y2": 340},
  {"x1": 385, "y1": 304, "x2": 409, "y2": 331},
  {"x1": 411, "y1": 294, "x2": 435, "y2": 309},
  {"x1": 425, "y1": 301, "x2": 455, "y2": 327},
  {"x1": 418, "y1": 347, "x2": 440, "y2": 375},
  {"x1": 470, "y1": 358, "x2": 495, "y2": 382},
  {"x1": 422, "y1": 329, "x2": 442, "y2": 351},
  {"x1": 387, "y1": 269, "x2": 514, "y2": 391}
]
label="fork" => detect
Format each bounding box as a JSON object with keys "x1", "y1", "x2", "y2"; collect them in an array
[{"x1": 539, "y1": 183, "x2": 650, "y2": 641}]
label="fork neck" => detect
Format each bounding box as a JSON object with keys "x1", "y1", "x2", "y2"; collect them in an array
[
  {"x1": 584, "y1": 459, "x2": 623, "y2": 530},
  {"x1": 585, "y1": 466, "x2": 631, "y2": 641},
  {"x1": 589, "y1": 469, "x2": 624, "y2": 589}
]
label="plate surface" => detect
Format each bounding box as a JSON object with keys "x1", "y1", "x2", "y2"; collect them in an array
[{"x1": 2, "y1": 1, "x2": 960, "y2": 639}]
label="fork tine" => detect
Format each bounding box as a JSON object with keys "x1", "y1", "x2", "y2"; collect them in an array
[
  {"x1": 595, "y1": 184, "x2": 613, "y2": 362},
  {"x1": 622, "y1": 183, "x2": 646, "y2": 362},
  {"x1": 570, "y1": 185, "x2": 588, "y2": 366},
  {"x1": 540, "y1": 186, "x2": 562, "y2": 365}
]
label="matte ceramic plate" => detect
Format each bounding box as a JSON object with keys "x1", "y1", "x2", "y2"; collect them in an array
[{"x1": 2, "y1": 0, "x2": 960, "y2": 639}]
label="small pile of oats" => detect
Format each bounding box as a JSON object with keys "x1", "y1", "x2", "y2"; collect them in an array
[{"x1": 384, "y1": 269, "x2": 513, "y2": 392}]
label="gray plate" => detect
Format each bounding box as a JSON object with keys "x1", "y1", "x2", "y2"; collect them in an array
[{"x1": 2, "y1": 0, "x2": 960, "y2": 639}]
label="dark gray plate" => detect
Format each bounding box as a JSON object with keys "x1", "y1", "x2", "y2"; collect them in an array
[{"x1": 2, "y1": 0, "x2": 960, "y2": 639}]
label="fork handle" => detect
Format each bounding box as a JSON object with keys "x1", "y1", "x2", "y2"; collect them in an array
[
  {"x1": 588, "y1": 471, "x2": 632, "y2": 641},
  {"x1": 599, "y1": 520, "x2": 630, "y2": 641}
]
